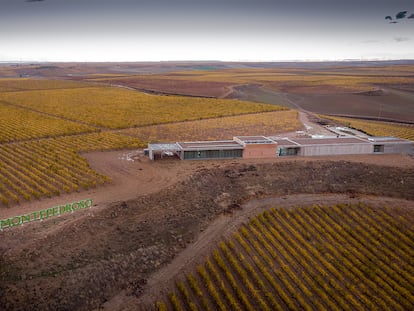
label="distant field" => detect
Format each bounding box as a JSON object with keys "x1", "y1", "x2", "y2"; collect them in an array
[
  {"x1": 0, "y1": 78, "x2": 93, "y2": 91},
  {"x1": 90, "y1": 65, "x2": 414, "y2": 95},
  {"x1": 324, "y1": 116, "x2": 414, "y2": 141},
  {"x1": 121, "y1": 110, "x2": 300, "y2": 142},
  {"x1": 84, "y1": 65, "x2": 414, "y2": 123},
  {"x1": 156, "y1": 203, "x2": 414, "y2": 310},
  {"x1": 90, "y1": 75, "x2": 234, "y2": 97},
  {"x1": 0, "y1": 86, "x2": 283, "y2": 129},
  {"x1": 290, "y1": 89, "x2": 414, "y2": 123}
]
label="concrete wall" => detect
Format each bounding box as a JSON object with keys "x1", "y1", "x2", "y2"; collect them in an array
[
  {"x1": 299, "y1": 143, "x2": 373, "y2": 157},
  {"x1": 243, "y1": 144, "x2": 277, "y2": 159},
  {"x1": 383, "y1": 143, "x2": 413, "y2": 155}
]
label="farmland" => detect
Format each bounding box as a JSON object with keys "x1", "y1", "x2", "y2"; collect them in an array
[
  {"x1": 157, "y1": 203, "x2": 414, "y2": 311},
  {"x1": 0, "y1": 86, "x2": 282, "y2": 129},
  {"x1": 88, "y1": 65, "x2": 414, "y2": 95},
  {"x1": 0, "y1": 102, "x2": 97, "y2": 143},
  {"x1": 83, "y1": 64, "x2": 414, "y2": 123},
  {"x1": 0, "y1": 78, "x2": 93, "y2": 92},
  {"x1": 0, "y1": 132, "x2": 144, "y2": 206},
  {"x1": 120, "y1": 110, "x2": 300, "y2": 142}
]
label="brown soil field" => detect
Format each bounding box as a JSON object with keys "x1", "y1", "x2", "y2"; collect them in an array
[
  {"x1": 0, "y1": 152, "x2": 413, "y2": 311},
  {"x1": 225, "y1": 84, "x2": 414, "y2": 123},
  {"x1": 284, "y1": 88, "x2": 414, "y2": 123}
]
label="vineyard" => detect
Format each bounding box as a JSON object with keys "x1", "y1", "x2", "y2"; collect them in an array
[
  {"x1": 0, "y1": 86, "x2": 283, "y2": 129},
  {"x1": 156, "y1": 203, "x2": 414, "y2": 311},
  {"x1": 120, "y1": 110, "x2": 300, "y2": 142},
  {"x1": 0, "y1": 78, "x2": 93, "y2": 92},
  {"x1": 324, "y1": 116, "x2": 414, "y2": 141},
  {"x1": 0, "y1": 132, "x2": 144, "y2": 206},
  {"x1": 0, "y1": 101, "x2": 97, "y2": 143}
]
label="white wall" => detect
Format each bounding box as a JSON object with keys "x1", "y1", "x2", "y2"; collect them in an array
[
  {"x1": 299, "y1": 143, "x2": 373, "y2": 156},
  {"x1": 383, "y1": 143, "x2": 413, "y2": 155}
]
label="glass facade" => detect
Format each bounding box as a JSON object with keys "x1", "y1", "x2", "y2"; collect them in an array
[
  {"x1": 183, "y1": 149, "x2": 243, "y2": 160},
  {"x1": 278, "y1": 147, "x2": 300, "y2": 156}
]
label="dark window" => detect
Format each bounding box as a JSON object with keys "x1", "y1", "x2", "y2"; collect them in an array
[
  {"x1": 373, "y1": 145, "x2": 384, "y2": 153},
  {"x1": 278, "y1": 147, "x2": 299, "y2": 156},
  {"x1": 184, "y1": 149, "x2": 242, "y2": 160}
]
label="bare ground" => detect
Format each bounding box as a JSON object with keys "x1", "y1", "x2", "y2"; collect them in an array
[{"x1": 226, "y1": 84, "x2": 414, "y2": 123}]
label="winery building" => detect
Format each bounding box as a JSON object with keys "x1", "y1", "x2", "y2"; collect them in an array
[{"x1": 147, "y1": 135, "x2": 413, "y2": 160}]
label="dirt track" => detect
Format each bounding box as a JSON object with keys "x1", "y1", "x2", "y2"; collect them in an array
[{"x1": 1, "y1": 153, "x2": 414, "y2": 311}]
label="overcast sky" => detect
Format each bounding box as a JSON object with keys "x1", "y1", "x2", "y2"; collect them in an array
[{"x1": 1, "y1": 0, "x2": 413, "y2": 62}]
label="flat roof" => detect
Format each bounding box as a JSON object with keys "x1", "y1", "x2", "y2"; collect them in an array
[
  {"x1": 291, "y1": 137, "x2": 369, "y2": 146},
  {"x1": 367, "y1": 137, "x2": 412, "y2": 143},
  {"x1": 269, "y1": 137, "x2": 300, "y2": 148},
  {"x1": 177, "y1": 140, "x2": 244, "y2": 150},
  {"x1": 234, "y1": 136, "x2": 275, "y2": 144},
  {"x1": 148, "y1": 143, "x2": 180, "y2": 151}
]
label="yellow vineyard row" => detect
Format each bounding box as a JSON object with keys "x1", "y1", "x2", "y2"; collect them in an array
[
  {"x1": 121, "y1": 110, "x2": 301, "y2": 142},
  {"x1": 0, "y1": 102, "x2": 97, "y2": 143},
  {"x1": 157, "y1": 204, "x2": 414, "y2": 310},
  {"x1": 0, "y1": 78, "x2": 94, "y2": 92}
]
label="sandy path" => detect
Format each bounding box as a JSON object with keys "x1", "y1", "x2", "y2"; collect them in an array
[{"x1": 297, "y1": 110, "x2": 334, "y2": 136}]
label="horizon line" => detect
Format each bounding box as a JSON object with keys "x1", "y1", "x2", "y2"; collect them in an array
[{"x1": 1, "y1": 58, "x2": 414, "y2": 64}]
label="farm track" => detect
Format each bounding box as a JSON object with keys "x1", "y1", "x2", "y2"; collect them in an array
[
  {"x1": 111, "y1": 83, "x2": 217, "y2": 98},
  {"x1": 324, "y1": 113, "x2": 414, "y2": 125}
]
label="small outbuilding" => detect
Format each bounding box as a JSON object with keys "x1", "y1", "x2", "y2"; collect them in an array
[{"x1": 147, "y1": 143, "x2": 181, "y2": 160}]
